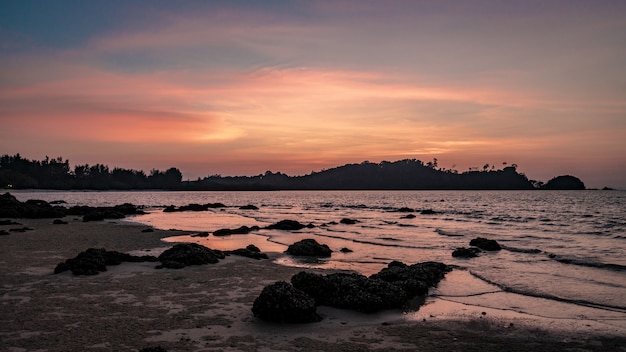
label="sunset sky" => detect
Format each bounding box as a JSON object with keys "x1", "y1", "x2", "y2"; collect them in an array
[{"x1": 1, "y1": 1, "x2": 625, "y2": 188}]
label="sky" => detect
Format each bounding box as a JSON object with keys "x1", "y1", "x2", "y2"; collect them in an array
[{"x1": 1, "y1": 0, "x2": 625, "y2": 188}]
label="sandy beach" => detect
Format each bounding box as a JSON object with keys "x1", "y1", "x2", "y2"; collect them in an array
[{"x1": 1, "y1": 217, "x2": 624, "y2": 352}]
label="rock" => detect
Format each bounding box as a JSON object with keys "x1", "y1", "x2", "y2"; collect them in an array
[
  {"x1": 0, "y1": 230, "x2": 9, "y2": 236},
  {"x1": 340, "y1": 247, "x2": 353, "y2": 253},
  {"x1": 226, "y1": 245, "x2": 269, "y2": 260},
  {"x1": 452, "y1": 247, "x2": 481, "y2": 258},
  {"x1": 370, "y1": 261, "x2": 450, "y2": 297},
  {"x1": 213, "y1": 225, "x2": 259, "y2": 236},
  {"x1": 266, "y1": 219, "x2": 310, "y2": 231},
  {"x1": 9, "y1": 227, "x2": 33, "y2": 232},
  {"x1": 397, "y1": 207, "x2": 415, "y2": 212},
  {"x1": 239, "y1": 204, "x2": 259, "y2": 210},
  {"x1": 470, "y1": 237, "x2": 501, "y2": 251},
  {"x1": 54, "y1": 248, "x2": 158, "y2": 275},
  {"x1": 286, "y1": 239, "x2": 332, "y2": 257},
  {"x1": 52, "y1": 219, "x2": 68, "y2": 225},
  {"x1": 401, "y1": 214, "x2": 416, "y2": 219},
  {"x1": 141, "y1": 228, "x2": 155, "y2": 233},
  {"x1": 340, "y1": 218, "x2": 359, "y2": 224},
  {"x1": 156, "y1": 243, "x2": 225, "y2": 269},
  {"x1": 291, "y1": 271, "x2": 408, "y2": 313},
  {"x1": 252, "y1": 281, "x2": 321, "y2": 323},
  {"x1": 139, "y1": 347, "x2": 168, "y2": 352},
  {"x1": 420, "y1": 209, "x2": 438, "y2": 215}
]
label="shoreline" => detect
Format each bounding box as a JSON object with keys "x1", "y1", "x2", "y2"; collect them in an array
[{"x1": 1, "y1": 217, "x2": 624, "y2": 351}]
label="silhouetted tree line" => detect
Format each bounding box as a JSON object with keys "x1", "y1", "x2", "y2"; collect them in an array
[
  {"x1": 0, "y1": 154, "x2": 584, "y2": 190},
  {"x1": 0, "y1": 154, "x2": 182, "y2": 190}
]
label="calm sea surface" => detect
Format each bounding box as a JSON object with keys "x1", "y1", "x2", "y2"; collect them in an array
[{"x1": 11, "y1": 190, "x2": 626, "y2": 327}]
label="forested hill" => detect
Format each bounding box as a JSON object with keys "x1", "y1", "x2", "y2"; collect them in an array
[
  {"x1": 0, "y1": 154, "x2": 584, "y2": 190},
  {"x1": 189, "y1": 160, "x2": 538, "y2": 190}
]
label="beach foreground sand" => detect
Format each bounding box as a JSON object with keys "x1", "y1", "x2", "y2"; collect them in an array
[{"x1": 1, "y1": 218, "x2": 624, "y2": 351}]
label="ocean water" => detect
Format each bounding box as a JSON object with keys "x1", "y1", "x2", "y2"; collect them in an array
[{"x1": 11, "y1": 190, "x2": 626, "y2": 329}]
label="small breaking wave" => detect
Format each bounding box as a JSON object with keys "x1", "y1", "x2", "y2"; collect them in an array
[{"x1": 547, "y1": 253, "x2": 626, "y2": 272}]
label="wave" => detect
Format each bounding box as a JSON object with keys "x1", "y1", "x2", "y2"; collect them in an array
[
  {"x1": 501, "y1": 245, "x2": 542, "y2": 254},
  {"x1": 547, "y1": 253, "x2": 626, "y2": 272},
  {"x1": 468, "y1": 271, "x2": 626, "y2": 314}
]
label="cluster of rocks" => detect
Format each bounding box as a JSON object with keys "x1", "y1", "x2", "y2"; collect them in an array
[
  {"x1": 54, "y1": 248, "x2": 159, "y2": 275},
  {"x1": 0, "y1": 192, "x2": 146, "y2": 222},
  {"x1": 55, "y1": 243, "x2": 270, "y2": 275},
  {"x1": 452, "y1": 237, "x2": 502, "y2": 258},
  {"x1": 252, "y1": 260, "x2": 450, "y2": 323}
]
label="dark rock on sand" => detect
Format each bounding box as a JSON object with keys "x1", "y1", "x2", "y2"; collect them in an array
[
  {"x1": 213, "y1": 225, "x2": 260, "y2": 236},
  {"x1": 420, "y1": 209, "x2": 438, "y2": 215},
  {"x1": 226, "y1": 244, "x2": 269, "y2": 260},
  {"x1": 156, "y1": 243, "x2": 225, "y2": 269},
  {"x1": 340, "y1": 218, "x2": 359, "y2": 224},
  {"x1": 470, "y1": 237, "x2": 502, "y2": 251},
  {"x1": 370, "y1": 261, "x2": 451, "y2": 297},
  {"x1": 141, "y1": 228, "x2": 155, "y2": 233},
  {"x1": 286, "y1": 239, "x2": 332, "y2": 257},
  {"x1": 401, "y1": 214, "x2": 416, "y2": 219},
  {"x1": 340, "y1": 247, "x2": 353, "y2": 253},
  {"x1": 452, "y1": 247, "x2": 481, "y2": 258},
  {"x1": 291, "y1": 271, "x2": 408, "y2": 313},
  {"x1": 52, "y1": 219, "x2": 68, "y2": 225},
  {"x1": 239, "y1": 204, "x2": 259, "y2": 210},
  {"x1": 266, "y1": 219, "x2": 313, "y2": 231},
  {"x1": 252, "y1": 281, "x2": 321, "y2": 323},
  {"x1": 54, "y1": 248, "x2": 158, "y2": 275}
]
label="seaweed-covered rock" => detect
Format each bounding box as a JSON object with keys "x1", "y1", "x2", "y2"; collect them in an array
[
  {"x1": 291, "y1": 272, "x2": 407, "y2": 313},
  {"x1": 156, "y1": 243, "x2": 225, "y2": 269},
  {"x1": 286, "y1": 239, "x2": 332, "y2": 257},
  {"x1": 54, "y1": 248, "x2": 158, "y2": 275},
  {"x1": 212, "y1": 225, "x2": 259, "y2": 236},
  {"x1": 469, "y1": 237, "x2": 501, "y2": 251},
  {"x1": 252, "y1": 281, "x2": 321, "y2": 323},
  {"x1": 370, "y1": 261, "x2": 450, "y2": 296},
  {"x1": 266, "y1": 219, "x2": 311, "y2": 231},
  {"x1": 452, "y1": 247, "x2": 481, "y2": 258}
]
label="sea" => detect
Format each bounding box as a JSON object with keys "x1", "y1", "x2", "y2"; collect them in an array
[{"x1": 11, "y1": 190, "x2": 626, "y2": 331}]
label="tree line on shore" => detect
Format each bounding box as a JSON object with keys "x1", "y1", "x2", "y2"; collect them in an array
[{"x1": 0, "y1": 154, "x2": 585, "y2": 190}]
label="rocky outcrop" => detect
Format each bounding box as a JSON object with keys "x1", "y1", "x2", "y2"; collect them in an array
[
  {"x1": 469, "y1": 237, "x2": 501, "y2": 251},
  {"x1": 285, "y1": 239, "x2": 332, "y2": 257},
  {"x1": 252, "y1": 281, "x2": 322, "y2": 323},
  {"x1": 213, "y1": 225, "x2": 259, "y2": 236},
  {"x1": 253, "y1": 260, "x2": 450, "y2": 322},
  {"x1": 226, "y1": 245, "x2": 269, "y2": 260},
  {"x1": 266, "y1": 219, "x2": 313, "y2": 231},
  {"x1": 542, "y1": 175, "x2": 586, "y2": 190},
  {"x1": 0, "y1": 193, "x2": 66, "y2": 218},
  {"x1": 291, "y1": 272, "x2": 407, "y2": 313},
  {"x1": 369, "y1": 261, "x2": 450, "y2": 296},
  {"x1": 156, "y1": 243, "x2": 225, "y2": 269},
  {"x1": 452, "y1": 247, "x2": 481, "y2": 258},
  {"x1": 54, "y1": 248, "x2": 158, "y2": 275}
]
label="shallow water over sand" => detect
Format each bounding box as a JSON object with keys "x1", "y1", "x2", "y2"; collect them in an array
[{"x1": 12, "y1": 190, "x2": 626, "y2": 331}]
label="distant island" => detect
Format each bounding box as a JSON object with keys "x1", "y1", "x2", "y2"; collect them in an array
[{"x1": 0, "y1": 154, "x2": 586, "y2": 191}]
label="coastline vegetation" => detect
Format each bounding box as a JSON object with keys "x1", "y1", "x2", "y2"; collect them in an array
[{"x1": 0, "y1": 154, "x2": 585, "y2": 191}]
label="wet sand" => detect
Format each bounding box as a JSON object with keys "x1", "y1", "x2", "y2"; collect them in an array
[{"x1": 1, "y1": 218, "x2": 624, "y2": 351}]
